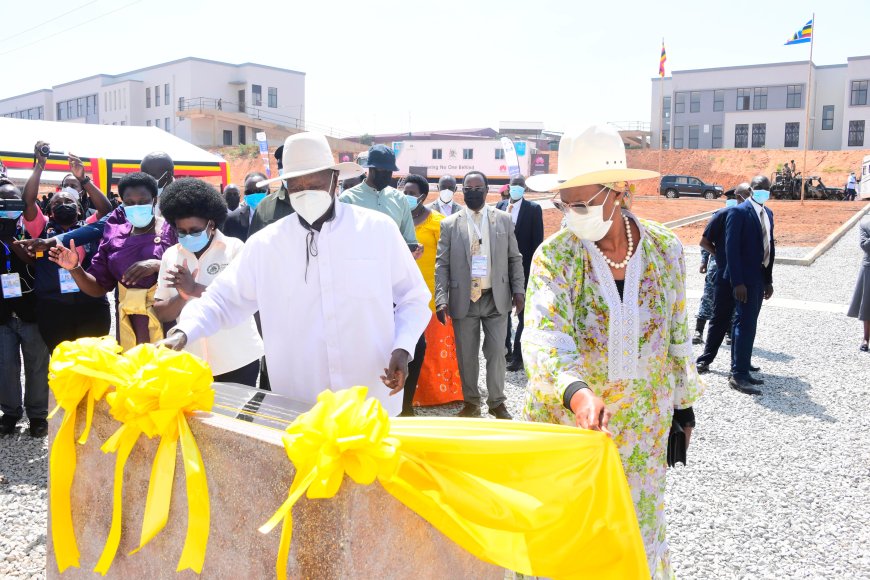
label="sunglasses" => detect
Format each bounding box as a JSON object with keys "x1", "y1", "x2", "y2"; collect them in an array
[{"x1": 552, "y1": 185, "x2": 616, "y2": 215}]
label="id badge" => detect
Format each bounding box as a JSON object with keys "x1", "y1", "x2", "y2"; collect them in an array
[
  {"x1": 471, "y1": 255, "x2": 488, "y2": 278},
  {"x1": 1, "y1": 273, "x2": 23, "y2": 298},
  {"x1": 59, "y1": 269, "x2": 80, "y2": 294}
]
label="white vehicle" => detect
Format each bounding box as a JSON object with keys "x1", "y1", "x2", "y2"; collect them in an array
[
  {"x1": 391, "y1": 139, "x2": 534, "y2": 184},
  {"x1": 860, "y1": 155, "x2": 870, "y2": 200}
]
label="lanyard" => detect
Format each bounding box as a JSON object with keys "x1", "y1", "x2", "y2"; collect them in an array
[
  {"x1": 1, "y1": 240, "x2": 11, "y2": 273},
  {"x1": 467, "y1": 207, "x2": 487, "y2": 244}
]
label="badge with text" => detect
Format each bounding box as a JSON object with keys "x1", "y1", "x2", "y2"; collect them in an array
[
  {"x1": 471, "y1": 255, "x2": 488, "y2": 278},
  {"x1": 58, "y1": 269, "x2": 80, "y2": 294},
  {"x1": 1, "y1": 273, "x2": 23, "y2": 298}
]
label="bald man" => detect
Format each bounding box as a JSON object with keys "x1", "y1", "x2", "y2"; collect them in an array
[{"x1": 429, "y1": 175, "x2": 462, "y2": 216}]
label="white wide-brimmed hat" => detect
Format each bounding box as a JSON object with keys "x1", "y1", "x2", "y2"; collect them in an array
[
  {"x1": 257, "y1": 132, "x2": 364, "y2": 187},
  {"x1": 526, "y1": 124, "x2": 659, "y2": 192}
]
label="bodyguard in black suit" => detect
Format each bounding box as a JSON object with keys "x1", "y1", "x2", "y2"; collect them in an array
[
  {"x1": 724, "y1": 175, "x2": 776, "y2": 395},
  {"x1": 495, "y1": 175, "x2": 544, "y2": 371},
  {"x1": 221, "y1": 172, "x2": 268, "y2": 242}
]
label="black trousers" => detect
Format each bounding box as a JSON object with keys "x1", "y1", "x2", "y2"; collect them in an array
[
  {"x1": 213, "y1": 359, "x2": 260, "y2": 388},
  {"x1": 504, "y1": 309, "x2": 525, "y2": 358},
  {"x1": 37, "y1": 299, "x2": 112, "y2": 353},
  {"x1": 696, "y1": 277, "x2": 734, "y2": 366},
  {"x1": 402, "y1": 334, "x2": 427, "y2": 414}
]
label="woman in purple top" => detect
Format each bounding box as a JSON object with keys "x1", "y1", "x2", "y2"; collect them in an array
[{"x1": 49, "y1": 172, "x2": 176, "y2": 349}]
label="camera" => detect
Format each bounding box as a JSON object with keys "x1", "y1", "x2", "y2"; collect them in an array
[{"x1": 39, "y1": 144, "x2": 51, "y2": 156}]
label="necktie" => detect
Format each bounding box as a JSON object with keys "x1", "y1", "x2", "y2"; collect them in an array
[
  {"x1": 470, "y1": 212, "x2": 483, "y2": 302},
  {"x1": 759, "y1": 209, "x2": 770, "y2": 267}
]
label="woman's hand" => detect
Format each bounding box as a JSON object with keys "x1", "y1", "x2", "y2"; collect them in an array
[
  {"x1": 569, "y1": 388, "x2": 612, "y2": 436},
  {"x1": 121, "y1": 259, "x2": 161, "y2": 286},
  {"x1": 68, "y1": 154, "x2": 87, "y2": 182},
  {"x1": 48, "y1": 240, "x2": 80, "y2": 270},
  {"x1": 164, "y1": 259, "x2": 201, "y2": 300}
]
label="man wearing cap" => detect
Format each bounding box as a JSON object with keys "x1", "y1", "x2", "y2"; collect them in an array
[
  {"x1": 339, "y1": 144, "x2": 417, "y2": 246},
  {"x1": 158, "y1": 132, "x2": 431, "y2": 416},
  {"x1": 429, "y1": 175, "x2": 462, "y2": 217}
]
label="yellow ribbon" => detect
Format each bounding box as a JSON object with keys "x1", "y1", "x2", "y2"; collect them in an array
[
  {"x1": 117, "y1": 284, "x2": 163, "y2": 351},
  {"x1": 47, "y1": 337, "x2": 130, "y2": 573},
  {"x1": 94, "y1": 344, "x2": 214, "y2": 575},
  {"x1": 262, "y1": 386, "x2": 647, "y2": 580}
]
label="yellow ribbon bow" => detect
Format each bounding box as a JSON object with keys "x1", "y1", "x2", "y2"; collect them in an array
[
  {"x1": 258, "y1": 386, "x2": 401, "y2": 580},
  {"x1": 48, "y1": 337, "x2": 130, "y2": 573},
  {"x1": 94, "y1": 344, "x2": 214, "y2": 575}
]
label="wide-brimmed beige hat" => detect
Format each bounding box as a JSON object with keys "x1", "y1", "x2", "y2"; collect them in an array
[
  {"x1": 257, "y1": 132, "x2": 364, "y2": 187},
  {"x1": 526, "y1": 124, "x2": 659, "y2": 192}
]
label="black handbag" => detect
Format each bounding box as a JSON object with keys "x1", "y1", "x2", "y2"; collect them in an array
[{"x1": 667, "y1": 420, "x2": 687, "y2": 468}]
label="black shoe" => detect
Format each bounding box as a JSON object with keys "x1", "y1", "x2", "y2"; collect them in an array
[
  {"x1": 729, "y1": 377, "x2": 761, "y2": 395},
  {"x1": 457, "y1": 403, "x2": 481, "y2": 418},
  {"x1": 696, "y1": 362, "x2": 710, "y2": 374},
  {"x1": 28, "y1": 418, "x2": 48, "y2": 438},
  {"x1": 692, "y1": 330, "x2": 704, "y2": 345},
  {"x1": 487, "y1": 404, "x2": 513, "y2": 420},
  {"x1": 0, "y1": 414, "x2": 21, "y2": 436},
  {"x1": 505, "y1": 351, "x2": 513, "y2": 363},
  {"x1": 506, "y1": 358, "x2": 524, "y2": 372},
  {"x1": 860, "y1": 342, "x2": 868, "y2": 352},
  {"x1": 750, "y1": 365, "x2": 761, "y2": 372},
  {"x1": 747, "y1": 375, "x2": 764, "y2": 385}
]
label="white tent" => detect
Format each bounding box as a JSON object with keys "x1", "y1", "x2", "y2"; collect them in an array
[{"x1": 0, "y1": 117, "x2": 228, "y2": 188}]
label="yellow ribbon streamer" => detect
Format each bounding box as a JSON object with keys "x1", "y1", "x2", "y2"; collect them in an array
[
  {"x1": 262, "y1": 386, "x2": 647, "y2": 580},
  {"x1": 94, "y1": 344, "x2": 214, "y2": 576},
  {"x1": 47, "y1": 337, "x2": 130, "y2": 574}
]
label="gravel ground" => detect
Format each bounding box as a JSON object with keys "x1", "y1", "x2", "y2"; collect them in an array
[{"x1": 2, "y1": 223, "x2": 868, "y2": 578}]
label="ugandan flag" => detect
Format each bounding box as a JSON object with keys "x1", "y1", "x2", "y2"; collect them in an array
[
  {"x1": 785, "y1": 19, "x2": 813, "y2": 45},
  {"x1": 659, "y1": 41, "x2": 667, "y2": 77}
]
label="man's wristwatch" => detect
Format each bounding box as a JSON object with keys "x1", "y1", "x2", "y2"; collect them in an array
[{"x1": 80, "y1": 175, "x2": 92, "y2": 187}]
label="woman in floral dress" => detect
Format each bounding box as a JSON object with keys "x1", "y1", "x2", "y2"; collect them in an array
[{"x1": 522, "y1": 125, "x2": 702, "y2": 578}]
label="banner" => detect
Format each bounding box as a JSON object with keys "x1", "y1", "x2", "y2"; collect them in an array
[
  {"x1": 256, "y1": 132, "x2": 270, "y2": 178},
  {"x1": 531, "y1": 153, "x2": 550, "y2": 176},
  {"x1": 499, "y1": 137, "x2": 521, "y2": 179}
]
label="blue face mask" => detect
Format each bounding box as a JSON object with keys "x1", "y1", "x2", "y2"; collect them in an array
[
  {"x1": 406, "y1": 195, "x2": 419, "y2": 211},
  {"x1": 124, "y1": 204, "x2": 154, "y2": 228},
  {"x1": 179, "y1": 229, "x2": 211, "y2": 253},
  {"x1": 725, "y1": 199, "x2": 738, "y2": 208},
  {"x1": 245, "y1": 193, "x2": 266, "y2": 210},
  {"x1": 752, "y1": 189, "x2": 770, "y2": 205},
  {"x1": 509, "y1": 185, "x2": 525, "y2": 201},
  {"x1": 0, "y1": 210, "x2": 23, "y2": 220}
]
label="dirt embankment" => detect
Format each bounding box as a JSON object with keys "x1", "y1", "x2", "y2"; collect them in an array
[{"x1": 626, "y1": 149, "x2": 867, "y2": 196}]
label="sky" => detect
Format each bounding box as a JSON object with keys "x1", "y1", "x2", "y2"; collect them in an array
[{"x1": 1, "y1": 0, "x2": 867, "y2": 137}]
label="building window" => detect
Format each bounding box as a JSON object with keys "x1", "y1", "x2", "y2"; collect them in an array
[
  {"x1": 155, "y1": 86, "x2": 160, "y2": 107},
  {"x1": 712, "y1": 125, "x2": 723, "y2": 148},
  {"x1": 164, "y1": 84, "x2": 170, "y2": 107},
  {"x1": 713, "y1": 90, "x2": 724, "y2": 112},
  {"x1": 57, "y1": 103, "x2": 64, "y2": 120},
  {"x1": 495, "y1": 149, "x2": 505, "y2": 160},
  {"x1": 734, "y1": 124, "x2": 749, "y2": 148},
  {"x1": 751, "y1": 123, "x2": 766, "y2": 148},
  {"x1": 432, "y1": 148, "x2": 442, "y2": 160},
  {"x1": 662, "y1": 96, "x2": 671, "y2": 119},
  {"x1": 164, "y1": 117, "x2": 170, "y2": 132},
  {"x1": 736, "y1": 88, "x2": 750, "y2": 111},
  {"x1": 689, "y1": 92, "x2": 701, "y2": 113},
  {"x1": 146, "y1": 87, "x2": 151, "y2": 108},
  {"x1": 268, "y1": 87, "x2": 277, "y2": 108},
  {"x1": 252, "y1": 84, "x2": 262, "y2": 107},
  {"x1": 753, "y1": 87, "x2": 768, "y2": 110},
  {"x1": 222, "y1": 130, "x2": 232, "y2": 145},
  {"x1": 155, "y1": 118, "x2": 161, "y2": 129},
  {"x1": 77, "y1": 97, "x2": 85, "y2": 117},
  {"x1": 661, "y1": 129, "x2": 670, "y2": 150},
  {"x1": 89, "y1": 95, "x2": 97, "y2": 116},
  {"x1": 673, "y1": 126, "x2": 684, "y2": 149},
  {"x1": 67, "y1": 101, "x2": 74, "y2": 119},
  {"x1": 848, "y1": 120, "x2": 865, "y2": 146},
  {"x1": 146, "y1": 120, "x2": 151, "y2": 127},
  {"x1": 674, "y1": 93, "x2": 685, "y2": 114},
  {"x1": 688, "y1": 125, "x2": 699, "y2": 149},
  {"x1": 462, "y1": 148, "x2": 473, "y2": 160},
  {"x1": 787, "y1": 85, "x2": 802, "y2": 109},
  {"x1": 784, "y1": 122, "x2": 800, "y2": 148},
  {"x1": 851, "y1": 80, "x2": 868, "y2": 106},
  {"x1": 822, "y1": 105, "x2": 835, "y2": 130}
]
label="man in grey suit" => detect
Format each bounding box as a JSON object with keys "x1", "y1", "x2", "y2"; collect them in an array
[
  {"x1": 435, "y1": 171, "x2": 525, "y2": 419},
  {"x1": 428, "y1": 175, "x2": 463, "y2": 217}
]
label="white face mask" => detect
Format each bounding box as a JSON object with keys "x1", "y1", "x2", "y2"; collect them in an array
[
  {"x1": 439, "y1": 189, "x2": 454, "y2": 204},
  {"x1": 564, "y1": 188, "x2": 617, "y2": 242},
  {"x1": 291, "y1": 190, "x2": 333, "y2": 224}
]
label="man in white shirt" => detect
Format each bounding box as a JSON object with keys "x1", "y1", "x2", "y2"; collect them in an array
[
  {"x1": 158, "y1": 132, "x2": 431, "y2": 415},
  {"x1": 845, "y1": 172, "x2": 858, "y2": 202},
  {"x1": 428, "y1": 175, "x2": 462, "y2": 216}
]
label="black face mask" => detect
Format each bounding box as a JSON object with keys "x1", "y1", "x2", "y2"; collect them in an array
[
  {"x1": 463, "y1": 190, "x2": 486, "y2": 211},
  {"x1": 370, "y1": 170, "x2": 392, "y2": 191},
  {"x1": 52, "y1": 205, "x2": 79, "y2": 225}
]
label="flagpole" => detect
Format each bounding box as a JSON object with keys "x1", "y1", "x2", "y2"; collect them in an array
[
  {"x1": 800, "y1": 13, "x2": 814, "y2": 204},
  {"x1": 658, "y1": 38, "x2": 664, "y2": 175}
]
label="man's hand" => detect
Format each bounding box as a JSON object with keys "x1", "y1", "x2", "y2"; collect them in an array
[
  {"x1": 156, "y1": 330, "x2": 188, "y2": 351},
  {"x1": 733, "y1": 284, "x2": 748, "y2": 303},
  {"x1": 569, "y1": 388, "x2": 612, "y2": 436},
  {"x1": 380, "y1": 348, "x2": 410, "y2": 396},
  {"x1": 68, "y1": 154, "x2": 87, "y2": 182},
  {"x1": 48, "y1": 240, "x2": 80, "y2": 270},
  {"x1": 436, "y1": 306, "x2": 447, "y2": 325},
  {"x1": 763, "y1": 284, "x2": 774, "y2": 300},
  {"x1": 411, "y1": 244, "x2": 424, "y2": 260},
  {"x1": 164, "y1": 259, "x2": 201, "y2": 300},
  {"x1": 512, "y1": 293, "x2": 525, "y2": 315},
  {"x1": 699, "y1": 262, "x2": 707, "y2": 274},
  {"x1": 16, "y1": 237, "x2": 56, "y2": 258},
  {"x1": 121, "y1": 259, "x2": 161, "y2": 286}
]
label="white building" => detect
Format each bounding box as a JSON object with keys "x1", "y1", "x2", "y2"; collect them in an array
[
  {"x1": 650, "y1": 55, "x2": 870, "y2": 151},
  {"x1": 0, "y1": 57, "x2": 305, "y2": 147}
]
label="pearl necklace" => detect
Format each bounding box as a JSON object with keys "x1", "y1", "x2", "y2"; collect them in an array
[{"x1": 593, "y1": 214, "x2": 634, "y2": 269}]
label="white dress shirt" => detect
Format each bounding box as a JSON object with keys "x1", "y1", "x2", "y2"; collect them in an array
[
  {"x1": 438, "y1": 200, "x2": 454, "y2": 216},
  {"x1": 507, "y1": 197, "x2": 522, "y2": 224},
  {"x1": 466, "y1": 206, "x2": 492, "y2": 290},
  {"x1": 174, "y1": 201, "x2": 431, "y2": 415},
  {"x1": 155, "y1": 230, "x2": 264, "y2": 375},
  {"x1": 750, "y1": 198, "x2": 772, "y2": 268}
]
